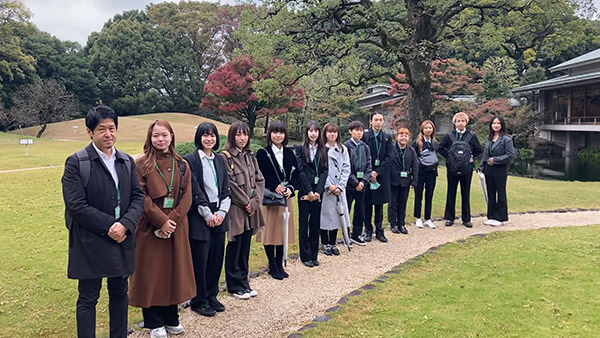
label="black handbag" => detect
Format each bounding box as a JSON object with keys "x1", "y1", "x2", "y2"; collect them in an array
[{"x1": 261, "y1": 150, "x2": 288, "y2": 207}]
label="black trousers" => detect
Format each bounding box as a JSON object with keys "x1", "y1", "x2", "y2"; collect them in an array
[
  {"x1": 225, "y1": 228, "x2": 252, "y2": 294},
  {"x1": 364, "y1": 203, "x2": 384, "y2": 236},
  {"x1": 190, "y1": 232, "x2": 225, "y2": 308},
  {"x1": 76, "y1": 277, "x2": 128, "y2": 338},
  {"x1": 142, "y1": 305, "x2": 178, "y2": 329},
  {"x1": 485, "y1": 173, "x2": 509, "y2": 221},
  {"x1": 414, "y1": 170, "x2": 436, "y2": 219},
  {"x1": 389, "y1": 185, "x2": 410, "y2": 227},
  {"x1": 444, "y1": 172, "x2": 473, "y2": 222},
  {"x1": 320, "y1": 229, "x2": 338, "y2": 245},
  {"x1": 298, "y1": 200, "x2": 321, "y2": 262},
  {"x1": 346, "y1": 189, "x2": 366, "y2": 238}
]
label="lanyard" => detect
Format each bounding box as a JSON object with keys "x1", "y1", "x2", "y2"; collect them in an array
[
  {"x1": 314, "y1": 153, "x2": 320, "y2": 176},
  {"x1": 206, "y1": 157, "x2": 219, "y2": 190},
  {"x1": 357, "y1": 143, "x2": 363, "y2": 169},
  {"x1": 155, "y1": 157, "x2": 175, "y2": 196},
  {"x1": 374, "y1": 133, "x2": 382, "y2": 158},
  {"x1": 398, "y1": 145, "x2": 406, "y2": 171},
  {"x1": 456, "y1": 131, "x2": 463, "y2": 141}
]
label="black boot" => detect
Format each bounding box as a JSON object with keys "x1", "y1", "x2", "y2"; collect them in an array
[
  {"x1": 275, "y1": 245, "x2": 289, "y2": 278},
  {"x1": 265, "y1": 245, "x2": 283, "y2": 280}
]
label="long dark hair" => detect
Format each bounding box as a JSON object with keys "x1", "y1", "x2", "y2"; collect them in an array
[
  {"x1": 137, "y1": 119, "x2": 184, "y2": 175},
  {"x1": 488, "y1": 115, "x2": 507, "y2": 140},
  {"x1": 225, "y1": 121, "x2": 251, "y2": 153},
  {"x1": 265, "y1": 120, "x2": 288, "y2": 147},
  {"x1": 195, "y1": 122, "x2": 220, "y2": 151},
  {"x1": 302, "y1": 120, "x2": 328, "y2": 168},
  {"x1": 323, "y1": 123, "x2": 344, "y2": 154}
]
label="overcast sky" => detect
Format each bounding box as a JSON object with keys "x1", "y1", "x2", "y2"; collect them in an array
[{"x1": 22, "y1": 0, "x2": 600, "y2": 46}]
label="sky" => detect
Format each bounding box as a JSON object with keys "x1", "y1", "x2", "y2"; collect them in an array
[{"x1": 22, "y1": 0, "x2": 600, "y2": 46}]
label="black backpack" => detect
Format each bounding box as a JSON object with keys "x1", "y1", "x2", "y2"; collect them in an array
[{"x1": 447, "y1": 132, "x2": 474, "y2": 176}]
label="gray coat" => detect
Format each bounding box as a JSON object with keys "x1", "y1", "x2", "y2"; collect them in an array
[
  {"x1": 479, "y1": 135, "x2": 515, "y2": 177},
  {"x1": 320, "y1": 144, "x2": 351, "y2": 231}
]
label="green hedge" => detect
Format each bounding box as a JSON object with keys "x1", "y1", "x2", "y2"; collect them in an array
[
  {"x1": 578, "y1": 148, "x2": 600, "y2": 163},
  {"x1": 175, "y1": 135, "x2": 264, "y2": 157}
]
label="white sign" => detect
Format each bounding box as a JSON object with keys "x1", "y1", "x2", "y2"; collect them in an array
[
  {"x1": 19, "y1": 139, "x2": 33, "y2": 145},
  {"x1": 73, "y1": 125, "x2": 78, "y2": 134}
]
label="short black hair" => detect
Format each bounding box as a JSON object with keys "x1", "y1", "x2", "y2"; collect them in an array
[
  {"x1": 348, "y1": 120, "x2": 364, "y2": 131},
  {"x1": 85, "y1": 105, "x2": 118, "y2": 131},
  {"x1": 266, "y1": 120, "x2": 288, "y2": 147},
  {"x1": 195, "y1": 122, "x2": 220, "y2": 151}
]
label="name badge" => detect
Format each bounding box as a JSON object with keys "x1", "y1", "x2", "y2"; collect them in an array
[
  {"x1": 250, "y1": 188, "x2": 255, "y2": 198},
  {"x1": 163, "y1": 196, "x2": 174, "y2": 209},
  {"x1": 281, "y1": 181, "x2": 289, "y2": 187},
  {"x1": 357, "y1": 171, "x2": 364, "y2": 179},
  {"x1": 314, "y1": 176, "x2": 319, "y2": 184},
  {"x1": 114, "y1": 206, "x2": 120, "y2": 219},
  {"x1": 401, "y1": 171, "x2": 408, "y2": 178},
  {"x1": 375, "y1": 159, "x2": 380, "y2": 166}
]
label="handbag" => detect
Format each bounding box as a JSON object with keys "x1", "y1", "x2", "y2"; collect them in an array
[
  {"x1": 261, "y1": 149, "x2": 288, "y2": 207},
  {"x1": 419, "y1": 149, "x2": 439, "y2": 171}
]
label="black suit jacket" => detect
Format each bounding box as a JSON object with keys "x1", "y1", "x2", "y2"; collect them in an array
[
  {"x1": 62, "y1": 143, "x2": 144, "y2": 279},
  {"x1": 362, "y1": 129, "x2": 393, "y2": 204},
  {"x1": 343, "y1": 139, "x2": 372, "y2": 190},
  {"x1": 184, "y1": 150, "x2": 231, "y2": 239},
  {"x1": 479, "y1": 135, "x2": 515, "y2": 177},
  {"x1": 390, "y1": 143, "x2": 419, "y2": 187},
  {"x1": 256, "y1": 146, "x2": 298, "y2": 196},
  {"x1": 294, "y1": 144, "x2": 328, "y2": 196}
]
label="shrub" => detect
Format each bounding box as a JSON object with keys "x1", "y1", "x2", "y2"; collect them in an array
[
  {"x1": 578, "y1": 148, "x2": 600, "y2": 163},
  {"x1": 176, "y1": 135, "x2": 263, "y2": 157}
]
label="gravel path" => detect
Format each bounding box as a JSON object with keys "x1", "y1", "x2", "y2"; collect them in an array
[{"x1": 129, "y1": 210, "x2": 600, "y2": 338}]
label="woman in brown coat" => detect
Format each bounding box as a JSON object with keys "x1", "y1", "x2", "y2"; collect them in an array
[
  {"x1": 129, "y1": 119, "x2": 195, "y2": 338},
  {"x1": 222, "y1": 121, "x2": 266, "y2": 299}
]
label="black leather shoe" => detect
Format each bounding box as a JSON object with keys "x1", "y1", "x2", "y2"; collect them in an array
[
  {"x1": 399, "y1": 225, "x2": 408, "y2": 234},
  {"x1": 445, "y1": 220, "x2": 454, "y2": 226},
  {"x1": 208, "y1": 297, "x2": 225, "y2": 312},
  {"x1": 191, "y1": 303, "x2": 216, "y2": 317},
  {"x1": 364, "y1": 233, "x2": 372, "y2": 242},
  {"x1": 302, "y1": 260, "x2": 314, "y2": 267},
  {"x1": 463, "y1": 221, "x2": 473, "y2": 228},
  {"x1": 391, "y1": 226, "x2": 400, "y2": 234},
  {"x1": 376, "y1": 234, "x2": 388, "y2": 243},
  {"x1": 312, "y1": 260, "x2": 320, "y2": 266}
]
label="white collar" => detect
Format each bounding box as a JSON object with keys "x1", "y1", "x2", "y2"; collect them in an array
[
  {"x1": 92, "y1": 142, "x2": 115, "y2": 160},
  {"x1": 198, "y1": 149, "x2": 214, "y2": 160},
  {"x1": 456, "y1": 128, "x2": 466, "y2": 134},
  {"x1": 271, "y1": 144, "x2": 284, "y2": 154}
]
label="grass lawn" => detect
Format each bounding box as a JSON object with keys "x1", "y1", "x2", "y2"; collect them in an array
[{"x1": 299, "y1": 225, "x2": 600, "y2": 337}]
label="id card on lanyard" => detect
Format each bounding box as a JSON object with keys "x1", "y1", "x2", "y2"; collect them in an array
[{"x1": 155, "y1": 158, "x2": 176, "y2": 209}]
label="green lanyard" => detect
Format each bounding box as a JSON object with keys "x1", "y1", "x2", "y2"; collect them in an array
[
  {"x1": 207, "y1": 157, "x2": 219, "y2": 190},
  {"x1": 398, "y1": 145, "x2": 406, "y2": 171},
  {"x1": 357, "y1": 143, "x2": 362, "y2": 169},
  {"x1": 154, "y1": 157, "x2": 175, "y2": 196},
  {"x1": 456, "y1": 131, "x2": 463, "y2": 141},
  {"x1": 374, "y1": 133, "x2": 382, "y2": 159},
  {"x1": 314, "y1": 153, "x2": 320, "y2": 176}
]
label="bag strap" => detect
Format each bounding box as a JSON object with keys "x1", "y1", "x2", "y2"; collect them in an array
[
  {"x1": 265, "y1": 150, "x2": 284, "y2": 184},
  {"x1": 222, "y1": 150, "x2": 235, "y2": 171},
  {"x1": 175, "y1": 160, "x2": 186, "y2": 208}
]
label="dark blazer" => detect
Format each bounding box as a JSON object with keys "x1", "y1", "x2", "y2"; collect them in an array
[
  {"x1": 343, "y1": 139, "x2": 372, "y2": 190},
  {"x1": 184, "y1": 150, "x2": 231, "y2": 240},
  {"x1": 256, "y1": 146, "x2": 298, "y2": 196},
  {"x1": 479, "y1": 135, "x2": 515, "y2": 176},
  {"x1": 362, "y1": 129, "x2": 393, "y2": 204},
  {"x1": 438, "y1": 129, "x2": 483, "y2": 173},
  {"x1": 294, "y1": 144, "x2": 328, "y2": 197},
  {"x1": 390, "y1": 143, "x2": 419, "y2": 187},
  {"x1": 62, "y1": 143, "x2": 144, "y2": 280}
]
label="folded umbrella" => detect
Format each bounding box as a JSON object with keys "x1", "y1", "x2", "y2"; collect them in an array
[{"x1": 336, "y1": 195, "x2": 352, "y2": 251}]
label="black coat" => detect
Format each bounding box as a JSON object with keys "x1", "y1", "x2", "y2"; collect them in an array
[
  {"x1": 390, "y1": 143, "x2": 419, "y2": 187},
  {"x1": 256, "y1": 146, "x2": 299, "y2": 196},
  {"x1": 362, "y1": 129, "x2": 393, "y2": 204},
  {"x1": 438, "y1": 129, "x2": 483, "y2": 173},
  {"x1": 184, "y1": 150, "x2": 231, "y2": 240},
  {"x1": 343, "y1": 139, "x2": 372, "y2": 190},
  {"x1": 62, "y1": 143, "x2": 144, "y2": 279},
  {"x1": 294, "y1": 144, "x2": 328, "y2": 197},
  {"x1": 479, "y1": 135, "x2": 516, "y2": 177}
]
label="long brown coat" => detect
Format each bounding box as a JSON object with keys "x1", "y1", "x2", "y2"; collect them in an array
[
  {"x1": 222, "y1": 148, "x2": 266, "y2": 241},
  {"x1": 129, "y1": 153, "x2": 196, "y2": 308}
]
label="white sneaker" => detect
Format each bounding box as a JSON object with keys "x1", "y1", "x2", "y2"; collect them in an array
[
  {"x1": 488, "y1": 219, "x2": 503, "y2": 227},
  {"x1": 424, "y1": 220, "x2": 436, "y2": 229},
  {"x1": 245, "y1": 288, "x2": 258, "y2": 297},
  {"x1": 484, "y1": 219, "x2": 493, "y2": 225},
  {"x1": 150, "y1": 327, "x2": 167, "y2": 338},
  {"x1": 415, "y1": 219, "x2": 423, "y2": 228},
  {"x1": 165, "y1": 324, "x2": 184, "y2": 335},
  {"x1": 231, "y1": 290, "x2": 251, "y2": 299}
]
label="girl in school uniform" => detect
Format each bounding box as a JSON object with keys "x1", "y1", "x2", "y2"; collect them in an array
[
  {"x1": 184, "y1": 122, "x2": 231, "y2": 317},
  {"x1": 478, "y1": 115, "x2": 515, "y2": 226},
  {"x1": 256, "y1": 121, "x2": 298, "y2": 280},
  {"x1": 389, "y1": 127, "x2": 419, "y2": 235},
  {"x1": 411, "y1": 120, "x2": 439, "y2": 229},
  {"x1": 222, "y1": 121, "x2": 266, "y2": 299},
  {"x1": 320, "y1": 123, "x2": 351, "y2": 256},
  {"x1": 294, "y1": 121, "x2": 329, "y2": 267}
]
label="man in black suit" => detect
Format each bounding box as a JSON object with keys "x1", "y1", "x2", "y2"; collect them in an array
[{"x1": 62, "y1": 105, "x2": 144, "y2": 338}]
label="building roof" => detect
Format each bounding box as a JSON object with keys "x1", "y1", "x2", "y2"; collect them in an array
[
  {"x1": 511, "y1": 70, "x2": 600, "y2": 93},
  {"x1": 549, "y1": 48, "x2": 600, "y2": 72}
]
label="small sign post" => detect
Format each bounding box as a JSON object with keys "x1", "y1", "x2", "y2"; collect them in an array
[
  {"x1": 73, "y1": 125, "x2": 78, "y2": 134},
  {"x1": 19, "y1": 138, "x2": 33, "y2": 156}
]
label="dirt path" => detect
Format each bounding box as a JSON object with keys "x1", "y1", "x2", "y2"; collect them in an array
[{"x1": 129, "y1": 210, "x2": 600, "y2": 338}]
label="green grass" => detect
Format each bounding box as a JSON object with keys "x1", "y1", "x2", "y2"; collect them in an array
[{"x1": 300, "y1": 225, "x2": 600, "y2": 337}]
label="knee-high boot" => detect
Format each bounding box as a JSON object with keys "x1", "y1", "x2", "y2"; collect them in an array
[
  {"x1": 275, "y1": 245, "x2": 289, "y2": 278},
  {"x1": 264, "y1": 245, "x2": 283, "y2": 280}
]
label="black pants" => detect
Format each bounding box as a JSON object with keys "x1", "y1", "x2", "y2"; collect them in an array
[
  {"x1": 389, "y1": 185, "x2": 410, "y2": 227},
  {"x1": 414, "y1": 170, "x2": 436, "y2": 219},
  {"x1": 142, "y1": 305, "x2": 179, "y2": 329},
  {"x1": 190, "y1": 232, "x2": 225, "y2": 308},
  {"x1": 225, "y1": 228, "x2": 252, "y2": 294},
  {"x1": 298, "y1": 200, "x2": 321, "y2": 262},
  {"x1": 76, "y1": 277, "x2": 128, "y2": 338},
  {"x1": 364, "y1": 203, "x2": 384, "y2": 236},
  {"x1": 320, "y1": 229, "x2": 338, "y2": 245},
  {"x1": 346, "y1": 189, "x2": 366, "y2": 238},
  {"x1": 444, "y1": 172, "x2": 472, "y2": 222},
  {"x1": 485, "y1": 173, "x2": 509, "y2": 221}
]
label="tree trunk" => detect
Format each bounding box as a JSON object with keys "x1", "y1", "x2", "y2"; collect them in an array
[
  {"x1": 37, "y1": 122, "x2": 47, "y2": 138},
  {"x1": 405, "y1": 58, "x2": 433, "y2": 135},
  {"x1": 247, "y1": 113, "x2": 257, "y2": 139}
]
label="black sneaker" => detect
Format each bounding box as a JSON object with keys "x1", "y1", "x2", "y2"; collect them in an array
[
  {"x1": 208, "y1": 297, "x2": 225, "y2": 312},
  {"x1": 231, "y1": 290, "x2": 250, "y2": 300},
  {"x1": 445, "y1": 220, "x2": 454, "y2": 226},
  {"x1": 376, "y1": 234, "x2": 388, "y2": 243},
  {"x1": 302, "y1": 260, "x2": 314, "y2": 267},
  {"x1": 463, "y1": 221, "x2": 473, "y2": 228},
  {"x1": 391, "y1": 226, "x2": 400, "y2": 234},
  {"x1": 331, "y1": 245, "x2": 340, "y2": 256},
  {"x1": 399, "y1": 225, "x2": 408, "y2": 234},
  {"x1": 364, "y1": 233, "x2": 372, "y2": 242},
  {"x1": 321, "y1": 244, "x2": 332, "y2": 256},
  {"x1": 191, "y1": 303, "x2": 216, "y2": 317},
  {"x1": 350, "y1": 236, "x2": 367, "y2": 246},
  {"x1": 312, "y1": 260, "x2": 320, "y2": 266}
]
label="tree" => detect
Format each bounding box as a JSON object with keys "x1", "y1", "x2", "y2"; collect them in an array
[
  {"x1": 9, "y1": 78, "x2": 78, "y2": 137},
  {"x1": 482, "y1": 56, "x2": 518, "y2": 99},
  {"x1": 201, "y1": 55, "x2": 305, "y2": 137}
]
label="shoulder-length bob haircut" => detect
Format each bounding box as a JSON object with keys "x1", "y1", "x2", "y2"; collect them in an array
[
  {"x1": 488, "y1": 115, "x2": 507, "y2": 140},
  {"x1": 194, "y1": 122, "x2": 220, "y2": 151},
  {"x1": 225, "y1": 121, "x2": 251, "y2": 153},
  {"x1": 265, "y1": 120, "x2": 288, "y2": 147},
  {"x1": 137, "y1": 119, "x2": 183, "y2": 175}
]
